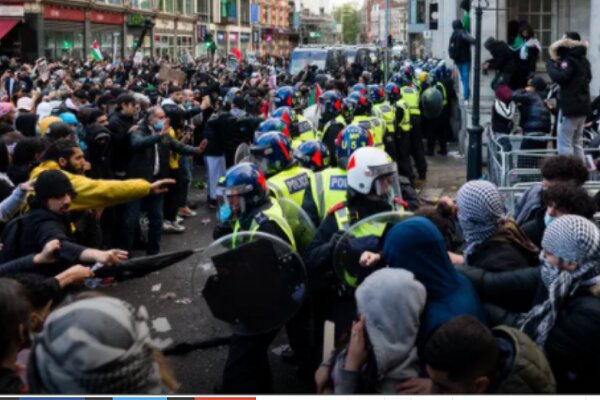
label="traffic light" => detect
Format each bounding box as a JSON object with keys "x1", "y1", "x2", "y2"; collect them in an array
[{"x1": 204, "y1": 32, "x2": 217, "y2": 54}]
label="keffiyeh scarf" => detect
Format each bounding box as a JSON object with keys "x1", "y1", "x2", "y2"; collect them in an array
[
  {"x1": 456, "y1": 180, "x2": 505, "y2": 255},
  {"x1": 519, "y1": 215, "x2": 600, "y2": 347}
]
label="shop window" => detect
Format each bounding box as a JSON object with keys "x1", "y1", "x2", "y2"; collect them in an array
[{"x1": 508, "y1": 0, "x2": 554, "y2": 62}]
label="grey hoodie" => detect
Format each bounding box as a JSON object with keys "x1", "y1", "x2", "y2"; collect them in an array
[{"x1": 333, "y1": 268, "x2": 427, "y2": 394}]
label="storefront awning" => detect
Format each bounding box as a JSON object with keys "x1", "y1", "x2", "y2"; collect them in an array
[{"x1": 0, "y1": 19, "x2": 19, "y2": 40}]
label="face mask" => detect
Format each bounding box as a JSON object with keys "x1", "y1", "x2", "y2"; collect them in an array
[
  {"x1": 184, "y1": 101, "x2": 192, "y2": 110},
  {"x1": 154, "y1": 120, "x2": 164, "y2": 132},
  {"x1": 219, "y1": 203, "x2": 232, "y2": 222},
  {"x1": 544, "y1": 213, "x2": 555, "y2": 227}
]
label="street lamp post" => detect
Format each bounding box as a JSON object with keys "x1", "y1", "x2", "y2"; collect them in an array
[{"x1": 466, "y1": 0, "x2": 489, "y2": 181}]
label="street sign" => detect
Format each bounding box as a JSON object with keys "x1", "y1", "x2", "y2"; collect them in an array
[{"x1": 309, "y1": 32, "x2": 321, "y2": 39}]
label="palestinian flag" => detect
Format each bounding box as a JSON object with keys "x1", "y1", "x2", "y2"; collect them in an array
[
  {"x1": 91, "y1": 40, "x2": 103, "y2": 61},
  {"x1": 308, "y1": 84, "x2": 322, "y2": 106}
]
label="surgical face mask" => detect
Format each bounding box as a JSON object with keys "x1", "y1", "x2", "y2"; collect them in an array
[
  {"x1": 218, "y1": 203, "x2": 232, "y2": 222},
  {"x1": 544, "y1": 213, "x2": 556, "y2": 227},
  {"x1": 154, "y1": 120, "x2": 164, "y2": 132}
]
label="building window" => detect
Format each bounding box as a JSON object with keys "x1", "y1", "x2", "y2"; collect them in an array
[
  {"x1": 132, "y1": 0, "x2": 152, "y2": 9},
  {"x1": 197, "y1": 0, "x2": 208, "y2": 13},
  {"x1": 185, "y1": 0, "x2": 194, "y2": 14},
  {"x1": 508, "y1": 0, "x2": 554, "y2": 62},
  {"x1": 241, "y1": 0, "x2": 250, "y2": 23},
  {"x1": 161, "y1": 0, "x2": 174, "y2": 12}
]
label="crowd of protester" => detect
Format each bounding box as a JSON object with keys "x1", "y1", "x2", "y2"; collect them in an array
[{"x1": 0, "y1": 31, "x2": 599, "y2": 396}]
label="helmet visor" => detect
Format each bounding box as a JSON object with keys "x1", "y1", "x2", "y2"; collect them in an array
[
  {"x1": 216, "y1": 190, "x2": 248, "y2": 224},
  {"x1": 370, "y1": 163, "x2": 402, "y2": 203}
]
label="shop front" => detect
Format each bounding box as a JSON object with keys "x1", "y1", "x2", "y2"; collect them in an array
[
  {"x1": 90, "y1": 11, "x2": 124, "y2": 61},
  {"x1": 43, "y1": 5, "x2": 85, "y2": 60},
  {"x1": 0, "y1": 4, "x2": 24, "y2": 59},
  {"x1": 228, "y1": 31, "x2": 238, "y2": 53},
  {"x1": 126, "y1": 13, "x2": 153, "y2": 57}
]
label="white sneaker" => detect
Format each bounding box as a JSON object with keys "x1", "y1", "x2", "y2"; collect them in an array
[
  {"x1": 176, "y1": 216, "x2": 184, "y2": 224},
  {"x1": 162, "y1": 220, "x2": 186, "y2": 233}
]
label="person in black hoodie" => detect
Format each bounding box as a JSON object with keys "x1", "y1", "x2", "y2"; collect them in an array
[
  {"x1": 449, "y1": 20, "x2": 476, "y2": 103},
  {"x1": 0, "y1": 170, "x2": 128, "y2": 277},
  {"x1": 547, "y1": 32, "x2": 592, "y2": 160},
  {"x1": 483, "y1": 37, "x2": 517, "y2": 90},
  {"x1": 107, "y1": 93, "x2": 138, "y2": 179}
]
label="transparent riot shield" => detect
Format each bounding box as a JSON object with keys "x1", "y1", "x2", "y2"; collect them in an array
[
  {"x1": 333, "y1": 211, "x2": 413, "y2": 288},
  {"x1": 303, "y1": 104, "x2": 320, "y2": 130},
  {"x1": 234, "y1": 142, "x2": 251, "y2": 164},
  {"x1": 192, "y1": 231, "x2": 307, "y2": 335},
  {"x1": 277, "y1": 197, "x2": 317, "y2": 254}
]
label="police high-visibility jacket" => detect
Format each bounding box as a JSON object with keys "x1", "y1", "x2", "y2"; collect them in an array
[
  {"x1": 435, "y1": 82, "x2": 448, "y2": 107},
  {"x1": 373, "y1": 102, "x2": 397, "y2": 134},
  {"x1": 395, "y1": 99, "x2": 412, "y2": 133},
  {"x1": 267, "y1": 165, "x2": 320, "y2": 224},
  {"x1": 400, "y1": 86, "x2": 421, "y2": 117},
  {"x1": 352, "y1": 115, "x2": 385, "y2": 149},
  {"x1": 315, "y1": 167, "x2": 347, "y2": 220},
  {"x1": 232, "y1": 197, "x2": 297, "y2": 251},
  {"x1": 293, "y1": 115, "x2": 318, "y2": 149}
]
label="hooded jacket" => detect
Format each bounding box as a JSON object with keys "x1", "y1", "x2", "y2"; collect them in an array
[
  {"x1": 382, "y1": 217, "x2": 485, "y2": 344},
  {"x1": 491, "y1": 326, "x2": 556, "y2": 393},
  {"x1": 484, "y1": 37, "x2": 517, "y2": 89},
  {"x1": 29, "y1": 161, "x2": 151, "y2": 211},
  {"x1": 449, "y1": 20, "x2": 476, "y2": 64},
  {"x1": 84, "y1": 123, "x2": 113, "y2": 179},
  {"x1": 107, "y1": 111, "x2": 136, "y2": 176},
  {"x1": 512, "y1": 89, "x2": 552, "y2": 134},
  {"x1": 546, "y1": 38, "x2": 592, "y2": 117},
  {"x1": 332, "y1": 269, "x2": 426, "y2": 394}
]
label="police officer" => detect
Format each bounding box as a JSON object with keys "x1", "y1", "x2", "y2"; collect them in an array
[
  {"x1": 255, "y1": 117, "x2": 291, "y2": 141},
  {"x1": 425, "y1": 67, "x2": 451, "y2": 156},
  {"x1": 317, "y1": 90, "x2": 346, "y2": 164},
  {"x1": 314, "y1": 124, "x2": 373, "y2": 220},
  {"x1": 368, "y1": 83, "x2": 398, "y2": 157},
  {"x1": 250, "y1": 132, "x2": 320, "y2": 225},
  {"x1": 213, "y1": 162, "x2": 297, "y2": 393},
  {"x1": 399, "y1": 73, "x2": 428, "y2": 181},
  {"x1": 385, "y1": 82, "x2": 414, "y2": 181},
  {"x1": 348, "y1": 91, "x2": 385, "y2": 150},
  {"x1": 293, "y1": 140, "x2": 330, "y2": 172},
  {"x1": 305, "y1": 146, "x2": 406, "y2": 341},
  {"x1": 273, "y1": 86, "x2": 317, "y2": 146}
]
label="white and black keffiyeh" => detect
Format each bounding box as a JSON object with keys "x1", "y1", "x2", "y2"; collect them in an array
[
  {"x1": 456, "y1": 180, "x2": 505, "y2": 255},
  {"x1": 29, "y1": 296, "x2": 163, "y2": 394},
  {"x1": 519, "y1": 215, "x2": 600, "y2": 347}
]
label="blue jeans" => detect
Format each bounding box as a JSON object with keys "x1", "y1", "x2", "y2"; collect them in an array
[
  {"x1": 457, "y1": 62, "x2": 471, "y2": 101},
  {"x1": 123, "y1": 192, "x2": 164, "y2": 255}
]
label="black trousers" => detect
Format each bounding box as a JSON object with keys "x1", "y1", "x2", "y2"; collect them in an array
[
  {"x1": 409, "y1": 116, "x2": 427, "y2": 179},
  {"x1": 394, "y1": 129, "x2": 414, "y2": 181},
  {"x1": 163, "y1": 167, "x2": 182, "y2": 222}
]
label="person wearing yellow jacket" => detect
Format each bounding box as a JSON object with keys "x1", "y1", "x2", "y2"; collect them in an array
[{"x1": 29, "y1": 139, "x2": 173, "y2": 211}]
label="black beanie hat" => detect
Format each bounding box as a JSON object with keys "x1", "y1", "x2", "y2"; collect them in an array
[{"x1": 34, "y1": 170, "x2": 76, "y2": 203}]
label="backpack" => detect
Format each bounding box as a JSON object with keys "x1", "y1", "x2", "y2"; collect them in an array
[{"x1": 449, "y1": 32, "x2": 460, "y2": 61}]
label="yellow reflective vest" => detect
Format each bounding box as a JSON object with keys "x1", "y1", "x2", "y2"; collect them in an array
[
  {"x1": 293, "y1": 115, "x2": 318, "y2": 149},
  {"x1": 267, "y1": 165, "x2": 320, "y2": 217},
  {"x1": 373, "y1": 102, "x2": 396, "y2": 134},
  {"x1": 400, "y1": 86, "x2": 421, "y2": 116},
  {"x1": 351, "y1": 115, "x2": 385, "y2": 149},
  {"x1": 395, "y1": 99, "x2": 411, "y2": 133},
  {"x1": 318, "y1": 115, "x2": 346, "y2": 141},
  {"x1": 436, "y1": 82, "x2": 448, "y2": 107},
  {"x1": 232, "y1": 197, "x2": 297, "y2": 251},
  {"x1": 315, "y1": 167, "x2": 347, "y2": 220}
]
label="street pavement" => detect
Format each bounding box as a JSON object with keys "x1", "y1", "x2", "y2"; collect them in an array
[{"x1": 101, "y1": 150, "x2": 466, "y2": 394}]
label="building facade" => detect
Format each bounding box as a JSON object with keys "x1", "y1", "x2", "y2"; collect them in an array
[
  {"x1": 0, "y1": 0, "x2": 294, "y2": 61},
  {"x1": 368, "y1": 0, "x2": 408, "y2": 45}
]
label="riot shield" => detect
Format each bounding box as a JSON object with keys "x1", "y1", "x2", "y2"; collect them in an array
[
  {"x1": 333, "y1": 211, "x2": 413, "y2": 288},
  {"x1": 303, "y1": 104, "x2": 320, "y2": 130},
  {"x1": 277, "y1": 197, "x2": 317, "y2": 253},
  {"x1": 234, "y1": 142, "x2": 251, "y2": 164},
  {"x1": 192, "y1": 231, "x2": 307, "y2": 335}
]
